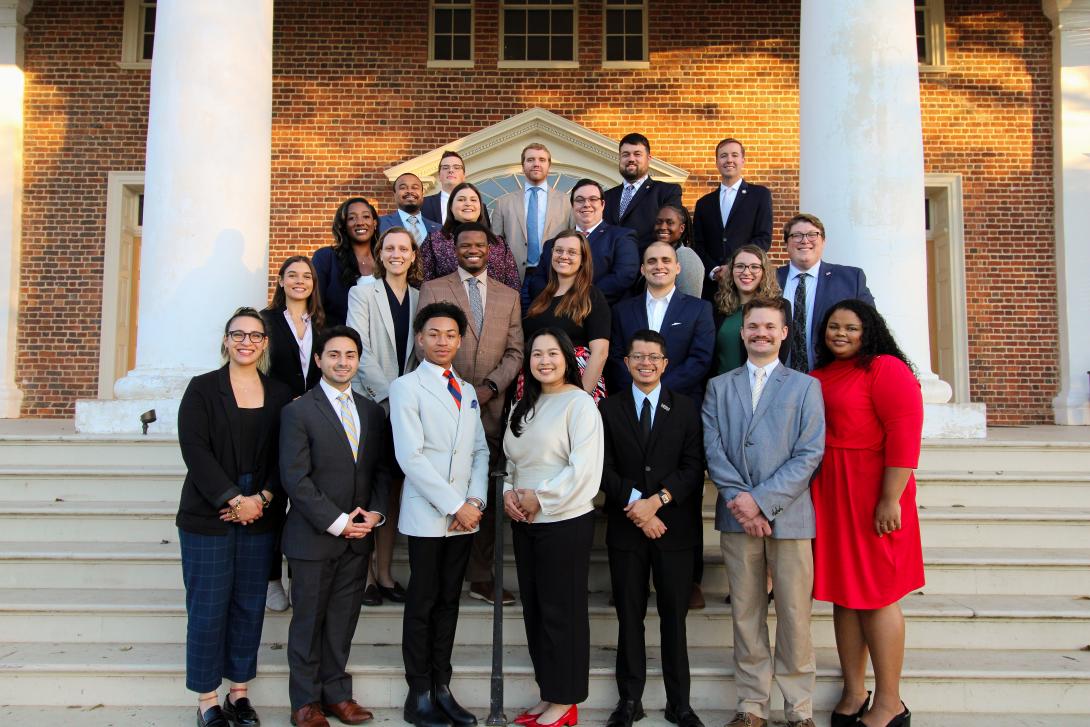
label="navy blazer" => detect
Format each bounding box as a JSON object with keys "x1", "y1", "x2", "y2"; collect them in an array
[
  {"x1": 776, "y1": 261, "x2": 875, "y2": 368},
  {"x1": 607, "y1": 291, "x2": 715, "y2": 402},
  {"x1": 603, "y1": 177, "x2": 683, "y2": 252},
  {"x1": 377, "y1": 211, "x2": 441, "y2": 238},
  {"x1": 311, "y1": 246, "x2": 358, "y2": 327},
  {"x1": 692, "y1": 181, "x2": 773, "y2": 300},
  {"x1": 526, "y1": 222, "x2": 639, "y2": 305}
]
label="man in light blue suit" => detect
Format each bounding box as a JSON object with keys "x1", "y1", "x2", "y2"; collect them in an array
[
  {"x1": 378, "y1": 173, "x2": 441, "y2": 245},
  {"x1": 702, "y1": 297, "x2": 825, "y2": 727},
  {"x1": 775, "y1": 212, "x2": 874, "y2": 372}
]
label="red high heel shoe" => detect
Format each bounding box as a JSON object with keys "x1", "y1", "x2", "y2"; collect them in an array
[
  {"x1": 534, "y1": 704, "x2": 578, "y2": 727},
  {"x1": 514, "y1": 710, "x2": 543, "y2": 726}
]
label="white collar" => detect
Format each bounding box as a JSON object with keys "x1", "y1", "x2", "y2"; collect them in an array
[
  {"x1": 746, "y1": 358, "x2": 780, "y2": 379},
  {"x1": 788, "y1": 259, "x2": 822, "y2": 279},
  {"x1": 720, "y1": 178, "x2": 743, "y2": 194},
  {"x1": 319, "y1": 377, "x2": 352, "y2": 405},
  {"x1": 645, "y1": 286, "x2": 675, "y2": 306}
]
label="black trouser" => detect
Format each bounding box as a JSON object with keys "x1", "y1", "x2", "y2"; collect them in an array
[
  {"x1": 402, "y1": 534, "x2": 474, "y2": 690},
  {"x1": 512, "y1": 512, "x2": 594, "y2": 705},
  {"x1": 608, "y1": 541, "x2": 693, "y2": 709}
]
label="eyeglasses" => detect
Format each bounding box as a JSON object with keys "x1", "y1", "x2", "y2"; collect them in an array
[
  {"x1": 439, "y1": 164, "x2": 464, "y2": 172},
  {"x1": 553, "y1": 248, "x2": 582, "y2": 259},
  {"x1": 787, "y1": 231, "x2": 823, "y2": 243},
  {"x1": 732, "y1": 263, "x2": 763, "y2": 273},
  {"x1": 227, "y1": 331, "x2": 267, "y2": 343},
  {"x1": 627, "y1": 353, "x2": 665, "y2": 363},
  {"x1": 572, "y1": 196, "x2": 603, "y2": 205}
]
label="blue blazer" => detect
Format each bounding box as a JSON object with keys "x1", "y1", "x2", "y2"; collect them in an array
[
  {"x1": 692, "y1": 181, "x2": 773, "y2": 300},
  {"x1": 603, "y1": 177, "x2": 684, "y2": 252},
  {"x1": 607, "y1": 291, "x2": 715, "y2": 402},
  {"x1": 526, "y1": 222, "x2": 639, "y2": 306},
  {"x1": 776, "y1": 261, "x2": 875, "y2": 367},
  {"x1": 311, "y1": 246, "x2": 358, "y2": 327},
  {"x1": 377, "y1": 211, "x2": 441, "y2": 237}
]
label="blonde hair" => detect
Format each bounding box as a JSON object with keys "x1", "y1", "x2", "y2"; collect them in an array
[
  {"x1": 371, "y1": 227, "x2": 424, "y2": 287},
  {"x1": 220, "y1": 306, "x2": 271, "y2": 374},
  {"x1": 714, "y1": 245, "x2": 781, "y2": 316}
]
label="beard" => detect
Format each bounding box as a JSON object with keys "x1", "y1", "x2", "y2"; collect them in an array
[{"x1": 400, "y1": 202, "x2": 422, "y2": 214}]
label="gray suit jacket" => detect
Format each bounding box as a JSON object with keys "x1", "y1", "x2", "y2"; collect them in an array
[
  {"x1": 490, "y1": 186, "x2": 573, "y2": 280},
  {"x1": 701, "y1": 363, "x2": 825, "y2": 539},
  {"x1": 346, "y1": 279, "x2": 419, "y2": 411}
]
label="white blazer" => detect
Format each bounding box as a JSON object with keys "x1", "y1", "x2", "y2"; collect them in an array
[
  {"x1": 390, "y1": 363, "x2": 490, "y2": 537},
  {"x1": 346, "y1": 279, "x2": 419, "y2": 411}
]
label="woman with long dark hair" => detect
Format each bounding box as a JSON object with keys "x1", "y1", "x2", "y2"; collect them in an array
[
  {"x1": 523, "y1": 230, "x2": 610, "y2": 402},
  {"x1": 313, "y1": 197, "x2": 380, "y2": 326},
  {"x1": 176, "y1": 307, "x2": 293, "y2": 727},
  {"x1": 419, "y1": 181, "x2": 520, "y2": 290},
  {"x1": 504, "y1": 328, "x2": 603, "y2": 727},
  {"x1": 810, "y1": 299, "x2": 923, "y2": 727},
  {"x1": 713, "y1": 244, "x2": 781, "y2": 374}
]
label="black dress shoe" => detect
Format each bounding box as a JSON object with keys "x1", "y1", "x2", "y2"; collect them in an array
[
  {"x1": 198, "y1": 705, "x2": 230, "y2": 727},
  {"x1": 606, "y1": 699, "x2": 645, "y2": 727},
  {"x1": 222, "y1": 696, "x2": 261, "y2": 726},
  {"x1": 377, "y1": 581, "x2": 407, "y2": 603},
  {"x1": 831, "y1": 691, "x2": 870, "y2": 727},
  {"x1": 433, "y1": 684, "x2": 477, "y2": 726},
  {"x1": 664, "y1": 705, "x2": 704, "y2": 727},
  {"x1": 361, "y1": 584, "x2": 382, "y2": 607},
  {"x1": 404, "y1": 687, "x2": 453, "y2": 727}
]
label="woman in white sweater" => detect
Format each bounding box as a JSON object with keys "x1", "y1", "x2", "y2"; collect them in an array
[{"x1": 503, "y1": 327, "x2": 604, "y2": 727}]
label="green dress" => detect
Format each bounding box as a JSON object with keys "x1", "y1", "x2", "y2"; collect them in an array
[{"x1": 714, "y1": 308, "x2": 746, "y2": 374}]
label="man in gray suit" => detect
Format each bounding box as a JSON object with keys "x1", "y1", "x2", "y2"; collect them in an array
[
  {"x1": 280, "y1": 325, "x2": 391, "y2": 727},
  {"x1": 702, "y1": 297, "x2": 825, "y2": 727}
]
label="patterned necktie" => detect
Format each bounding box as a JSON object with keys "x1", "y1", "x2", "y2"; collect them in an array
[
  {"x1": 337, "y1": 391, "x2": 358, "y2": 456},
  {"x1": 618, "y1": 183, "x2": 635, "y2": 218},
  {"x1": 444, "y1": 370, "x2": 462, "y2": 410},
  {"x1": 466, "y1": 277, "x2": 484, "y2": 335},
  {"x1": 639, "y1": 396, "x2": 652, "y2": 444},
  {"x1": 406, "y1": 215, "x2": 423, "y2": 244},
  {"x1": 527, "y1": 186, "x2": 541, "y2": 266},
  {"x1": 790, "y1": 272, "x2": 810, "y2": 372},
  {"x1": 751, "y1": 367, "x2": 767, "y2": 412}
]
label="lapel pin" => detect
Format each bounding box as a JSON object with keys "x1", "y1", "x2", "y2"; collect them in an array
[
  {"x1": 660, "y1": 403, "x2": 671, "y2": 412},
  {"x1": 741, "y1": 189, "x2": 747, "y2": 194}
]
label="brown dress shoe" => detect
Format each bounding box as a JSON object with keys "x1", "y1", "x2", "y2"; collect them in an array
[
  {"x1": 725, "y1": 713, "x2": 766, "y2": 727},
  {"x1": 292, "y1": 702, "x2": 331, "y2": 727},
  {"x1": 323, "y1": 699, "x2": 374, "y2": 724},
  {"x1": 689, "y1": 583, "x2": 706, "y2": 610}
]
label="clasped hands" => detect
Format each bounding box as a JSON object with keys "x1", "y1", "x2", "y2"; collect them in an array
[
  {"x1": 449, "y1": 501, "x2": 483, "y2": 532},
  {"x1": 218, "y1": 495, "x2": 264, "y2": 525},
  {"x1": 341, "y1": 507, "x2": 382, "y2": 539},
  {"x1": 625, "y1": 496, "x2": 667, "y2": 540},
  {"x1": 503, "y1": 489, "x2": 542, "y2": 524},
  {"x1": 729, "y1": 492, "x2": 772, "y2": 538}
]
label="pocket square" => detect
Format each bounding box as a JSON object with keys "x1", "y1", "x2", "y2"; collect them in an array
[
  {"x1": 671, "y1": 321, "x2": 682, "y2": 326},
  {"x1": 470, "y1": 399, "x2": 479, "y2": 409}
]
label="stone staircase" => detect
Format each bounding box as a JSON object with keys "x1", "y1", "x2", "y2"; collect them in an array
[{"x1": 0, "y1": 427, "x2": 1088, "y2": 722}]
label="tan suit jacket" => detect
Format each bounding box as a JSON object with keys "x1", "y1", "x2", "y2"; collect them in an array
[
  {"x1": 416, "y1": 272, "x2": 524, "y2": 443},
  {"x1": 490, "y1": 187, "x2": 573, "y2": 280}
]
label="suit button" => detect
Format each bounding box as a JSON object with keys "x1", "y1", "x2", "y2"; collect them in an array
[
  {"x1": 644, "y1": 466, "x2": 651, "y2": 472},
  {"x1": 746, "y1": 441, "x2": 754, "y2": 447}
]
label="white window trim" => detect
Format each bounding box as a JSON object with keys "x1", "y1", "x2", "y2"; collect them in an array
[
  {"x1": 918, "y1": 0, "x2": 948, "y2": 73},
  {"x1": 498, "y1": 0, "x2": 580, "y2": 69},
  {"x1": 119, "y1": 0, "x2": 153, "y2": 69},
  {"x1": 428, "y1": 0, "x2": 475, "y2": 69},
  {"x1": 99, "y1": 171, "x2": 145, "y2": 398},
  {"x1": 925, "y1": 173, "x2": 968, "y2": 403},
  {"x1": 602, "y1": 0, "x2": 649, "y2": 69}
]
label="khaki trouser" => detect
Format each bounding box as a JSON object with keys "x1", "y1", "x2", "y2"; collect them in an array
[{"x1": 720, "y1": 533, "x2": 816, "y2": 721}]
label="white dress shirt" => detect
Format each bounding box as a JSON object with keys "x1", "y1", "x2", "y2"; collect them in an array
[
  {"x1": 746, "y1": 358, "x2": 780, "y2": 393},
  {"x1": 720, "y1": 178, "x2": 743, "y2": 224},
  {"x1": 782, "y1": 260, "x2": 822, "y2": 369},
  {"x1": 644, "y1": 286, "x2": 675, "y2": 333},
  {"x1": 629, "y1": 382, "x2": 662, "y2": 503},
  {"x1": 439, "y1": 189, "x2": 451, "y2": 223},
  {"x1": 283, "y1": 309, "x2": 312, "y2": 380}
]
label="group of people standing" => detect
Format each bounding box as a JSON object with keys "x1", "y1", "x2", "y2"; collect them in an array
[{"x1": 175, "y1": 132, "x2": 924, "y2": 727}]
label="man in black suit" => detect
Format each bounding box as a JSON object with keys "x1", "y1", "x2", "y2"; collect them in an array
[
  {"x1": 599, "y1": 329, "x2": 706, "y2": 727},
  {"x1": 422, "y1": 150, "x2": 465, "y2": 225},
  {"x1": 692, "y1": 138, "x2": 773, "y2": 301},
  {"x1": 604, "y1": 133, "x2": 684, "y2": 254},
  {"x1": 280, "y1": 325, "x2": 391, "y2": 727}
]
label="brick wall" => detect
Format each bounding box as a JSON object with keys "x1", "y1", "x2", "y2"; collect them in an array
[{"x1": 17, "y1": 0, "x2": 1057, "y2": 424}]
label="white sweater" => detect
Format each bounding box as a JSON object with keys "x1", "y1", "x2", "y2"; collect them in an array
[{"x1": 503, "y1": 387, "x2": 604, "y2": 524}]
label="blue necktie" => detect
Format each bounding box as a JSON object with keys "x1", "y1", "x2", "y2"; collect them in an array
[{"x1": 527, "y1": 187, "x2": 541, "y2": 266}]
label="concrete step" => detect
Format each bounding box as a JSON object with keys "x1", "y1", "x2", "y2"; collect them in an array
[
  {"x1": 0, "y1": 466, "x2": 183, "y2": 501},
  {"x1": 915, "y1": 470, "x2": 1090, "y2": 508},
  {"x1": 1, "y1": 642, "x2": 1086, "y2": 714},
  {"x1": 918, "y1": 436, "x2": 1090, "y2": 472},
  {"x1": 0, "y1": 436, "x2": 183, "y2": 468},
  {"x1": 3, "y1": 705, "x2": 1084, "y2": 727},
  {"x1": 2, "y1": 588, "x2": 1086, "y2": 652},
  {"x1": 3, "y1": 541, "x2": 1089, "y2": 596}
]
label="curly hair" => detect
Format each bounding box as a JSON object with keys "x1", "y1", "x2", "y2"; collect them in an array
[
  {"x1": 331, "y1": 197, "x2": 379, "y2": 288},
  {"x1": 714, "y1": 244, "x2": 781, "y2": 316},
  {"x1": 813, "y1": 299, "x2": 916, "y2": 373}
]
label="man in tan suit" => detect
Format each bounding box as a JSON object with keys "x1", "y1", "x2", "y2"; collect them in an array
[
  {"x1": 417, "y1": 221, "x2": 524, "y2": 605},
  {"x1": 490, "y1": 143, "x2": 573, "y2": 284}
]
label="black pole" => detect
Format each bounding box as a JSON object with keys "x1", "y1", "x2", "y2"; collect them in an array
[{"x1": 485, "y1": 465, "x2": 508, "y2": 726}]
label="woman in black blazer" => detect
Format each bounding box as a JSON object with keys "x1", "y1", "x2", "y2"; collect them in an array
[
  {"x1": 313, "y1": 197, "x2": 379, "y2": 326},
  {"x1": 177, "y1": 306, "x2": 293, "y2": 727}
]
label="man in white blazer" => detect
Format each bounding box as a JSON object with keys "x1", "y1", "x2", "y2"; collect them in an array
[
  {"x1": 390, "y1": 301, "x2": 489, "y2": 727},
  {"x1": 489, "y1": 142, "x2": 573, "y2": 283}
]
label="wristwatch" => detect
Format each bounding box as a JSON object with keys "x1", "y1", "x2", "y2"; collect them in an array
[
  {"x1": 657, "y1": 489, "x2": 673, "y2": 506},
  {"x1": 467, "y1": 497, "x2": 485, "y2": 511}
]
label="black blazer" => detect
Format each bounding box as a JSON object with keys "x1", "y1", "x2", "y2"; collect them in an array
[
  {"x1": 278, "y1": 386, "x2": 392, "y2": 560},
  {"x1": 599, "y1": 387, "x2": 705, "y2": 552},
  {"x1": 176, "y1": 366, "x2": 294, "y2": 535},
  {"x1": 260, "y1": 308, "x2": 322, "y2": 398},
  {"x1": 692, "y1": 181, "x2": 773, "y2": 300},
  {"x1": 604, "y1": 177, "x2": 683, "y2": 253}
]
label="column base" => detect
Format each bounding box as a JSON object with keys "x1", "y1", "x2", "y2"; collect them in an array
[
  {"x1": 0, "y1": 381, "x2": 23, "y2": 418},
  {"x1": 923, "y1": 402, "x2": 987, "y2": 439},
  {"x1": 1053, "y1": 392, "x2": 1090, "y2": 426},
  {"x1": 75, "y1": 397, "x2": 181, "y2": 435}
]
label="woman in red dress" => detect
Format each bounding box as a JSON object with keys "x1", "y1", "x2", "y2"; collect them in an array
[{"x1": 810, "y1": 299, "x2": 923, "y2": 727}]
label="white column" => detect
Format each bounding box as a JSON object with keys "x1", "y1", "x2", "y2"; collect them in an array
[
  {"x1": 1045, "y1": 0, "x2": 1090, "y2": 426},
  {"x1": 799, "y1": 0, "x2": 984, "y2": 438},
  {"x1": 0, "y1": 0, "x2": 30, "y2": 418},
  {"x1": 76, "y1": 0, "x2": 274, "y2": 433}
]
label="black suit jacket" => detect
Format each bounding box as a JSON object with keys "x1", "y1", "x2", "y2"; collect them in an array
[
  {"x1": 176, "y1": 366, "x2": 294, "y2": 535},
  {"x1": 599, "y1": 387, "x2": 705, "y2": 552},
  {"x1": 279, "y1": 386, "x2": 392, "y2": 560},
  {"x1": 604, "y1": 177, "x2": 683, "y2": 253},
  {"x1": 261, "y1": 308, "x2": 322, "y2": 399},
  {"x1": 692, "y1": 181, "x2": 773, "y2": 300}
]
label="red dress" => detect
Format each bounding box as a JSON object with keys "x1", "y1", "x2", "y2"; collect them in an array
[{"x1": 811, "y1": 355, "x2": 925, "y2": 609}]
